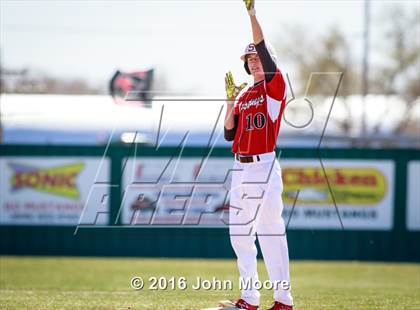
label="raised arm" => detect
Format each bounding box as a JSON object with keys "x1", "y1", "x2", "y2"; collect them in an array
[
  {"x1": 244, "y1": 0, "x2": 278, "y2": 82},
  {"x1": 244, "y1": 0, "x2": 263, "y2": 44}
]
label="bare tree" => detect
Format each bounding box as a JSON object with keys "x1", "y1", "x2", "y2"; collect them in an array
[
  {"x1": 370, "y1": 6, "x2": 420, "y2": 135},
  {"x1": 277, "y1": 25, "x2": 358, "y2": 134},
  {"x1": 1, "y1": 68, "x2": 102, "y2": 95},
  {"x1": 277, "y1": 5, "x2": 419, "y2": 136}
]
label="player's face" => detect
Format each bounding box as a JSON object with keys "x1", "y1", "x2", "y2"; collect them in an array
[{"x1": 246, "y1": 54, "x2": 264, "y2": 76}]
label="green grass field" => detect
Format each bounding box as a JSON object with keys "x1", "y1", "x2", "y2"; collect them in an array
[{"x1": 0, "y1": 256, "x2": 419, "y2": 310}]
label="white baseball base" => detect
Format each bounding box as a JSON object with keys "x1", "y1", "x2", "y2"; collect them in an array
[{"x1": 201, "y1": 300, "x2": 238, "y2": 310}]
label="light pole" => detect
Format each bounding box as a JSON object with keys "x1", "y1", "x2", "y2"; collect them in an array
[{"x1": 361, "y1": 0, "x2": 371, "y2": 141}]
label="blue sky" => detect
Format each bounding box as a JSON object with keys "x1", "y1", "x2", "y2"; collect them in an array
[{"x1": 1, "y1": 0, "x2": 418, "y2": 94}]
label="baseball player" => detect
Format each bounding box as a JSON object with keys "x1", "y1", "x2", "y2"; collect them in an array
[{"x1": 220, "y1": 1, "x2": 293, "y2": 309}]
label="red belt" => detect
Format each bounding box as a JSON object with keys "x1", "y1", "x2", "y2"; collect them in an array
[{"x1": 235, "y1": 153, "x2": 261, "y2": 163}]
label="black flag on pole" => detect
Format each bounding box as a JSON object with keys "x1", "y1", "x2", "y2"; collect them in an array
[{"x1": 109, "y1": 69, "x2": 154, "y2": 107}]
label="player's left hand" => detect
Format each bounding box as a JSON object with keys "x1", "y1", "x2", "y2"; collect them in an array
[
  {"x1": 243, "y1": 0, "x2": 255, "y2": 11},
  {"x1": 225, "y1": 71, "x2": 247, "y2": 100}
]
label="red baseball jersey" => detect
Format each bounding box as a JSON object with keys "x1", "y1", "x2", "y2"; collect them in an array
[{"x1": 232, "y1": 68, "x2": 287, "y2": 155}]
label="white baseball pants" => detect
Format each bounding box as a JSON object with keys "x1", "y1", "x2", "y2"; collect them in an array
[{"x1": 229, "y1": 151, "x2": 293, "y2": 306}]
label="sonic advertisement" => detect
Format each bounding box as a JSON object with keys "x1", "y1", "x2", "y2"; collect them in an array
[{"x1": 0, "y1": 157, "x2": 110, "y2": 225}]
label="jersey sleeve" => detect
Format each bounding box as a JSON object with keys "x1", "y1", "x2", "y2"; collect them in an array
[
  {"x1": 266, "y1": 68, "x2": 287, "y2": 101},
  {"x1": 255, "y1": 40, "x2": 287, "y2": 102},
  {"x1": 265, "y1": 69, "x2": 287, "y2": 122}
]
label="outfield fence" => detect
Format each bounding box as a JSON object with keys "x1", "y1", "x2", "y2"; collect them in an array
[{"x1": 1, "y1": 144, "x2": 419, "y2": 262}]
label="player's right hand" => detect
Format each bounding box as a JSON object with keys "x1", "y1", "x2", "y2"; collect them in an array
[{"x1": 225, "y1": 71, "x2": 247, "y2": 100}]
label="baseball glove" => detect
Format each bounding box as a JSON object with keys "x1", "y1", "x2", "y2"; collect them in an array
[
  {"x1": 243, "y1": 0, "x2": 254, "y2": 11},
  {"x1": 225, "y1": 71, "x2": 247, "y2": 100}
]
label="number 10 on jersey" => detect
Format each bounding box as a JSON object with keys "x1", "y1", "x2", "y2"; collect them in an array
[{"x1": 245, "y1": 112, "x2": 266, "y2": 131}]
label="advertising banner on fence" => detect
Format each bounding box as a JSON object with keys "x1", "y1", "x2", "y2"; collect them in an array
[
  {"x1": 0, "y1": 157, "x2": 110, "y2": 225},
  {"x1": 406, "y1": 161, "x2": 420, "y2": 231},
  {"x1": 281, "y1": 160, "x2": 394, "y2": 230},
  {"x1": 121, "y1": 157, "x2": 394, "y2": 230},
  {"x1": 121, "y1": 157, "x2": 232, "y2": 226}
]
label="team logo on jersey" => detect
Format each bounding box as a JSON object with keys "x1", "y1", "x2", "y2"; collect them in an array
[
  {"x1": 240, "y1": 95, "x2": 265, "y2": 111},
  {"x1": 9, "y1": 162, "x2": 84, "y2": 199}
]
